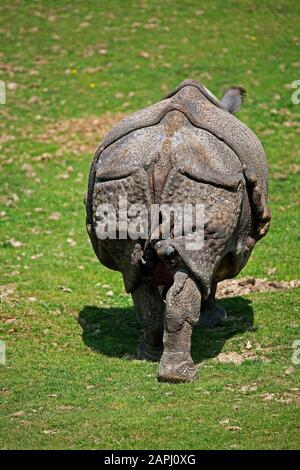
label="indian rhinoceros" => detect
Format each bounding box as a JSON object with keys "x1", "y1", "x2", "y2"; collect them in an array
[{"x1": 85, "y1": 79, "x2": 271, "y2": 383}]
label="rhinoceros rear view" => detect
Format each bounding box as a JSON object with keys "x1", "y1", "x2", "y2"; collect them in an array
[{"x1": 86, "y1": 79, "x2": 271, "y2": 382}]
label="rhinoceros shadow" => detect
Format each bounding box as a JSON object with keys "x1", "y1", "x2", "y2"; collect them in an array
[{"x1": 78, "y1": 296, "x2": 254, "y2": 363}]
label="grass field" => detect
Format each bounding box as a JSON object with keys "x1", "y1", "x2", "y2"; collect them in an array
[{"x1": 0, "y1": 0, "x2": 299, "y2": 450}]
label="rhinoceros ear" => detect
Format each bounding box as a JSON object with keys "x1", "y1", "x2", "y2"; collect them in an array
[{"x1": 220, "y1": 86, "x2": 246, "y2": 114}]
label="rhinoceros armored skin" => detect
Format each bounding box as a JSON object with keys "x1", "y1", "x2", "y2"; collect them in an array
[{"x1": 86, "y1": 79, "x2": 271, "y2": 382}]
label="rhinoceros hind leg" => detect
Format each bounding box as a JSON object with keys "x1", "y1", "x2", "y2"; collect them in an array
[
  {"x1": 137, "y1": 340, "x2": 163, "y2": 362},
  {"x1": 158, "y1": 271, "x2": 201, "y2": 383},
  {"x1": 198, "y1": 283, "x2": 227, "y2": 328},
  {"x1": 131, "y1": 279, "x2": 165, "y2": 362}
]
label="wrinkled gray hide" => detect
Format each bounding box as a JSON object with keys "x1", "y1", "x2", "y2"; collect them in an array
[{"x1": 86, "y1": 79, "x2": 271, "y2": 382}]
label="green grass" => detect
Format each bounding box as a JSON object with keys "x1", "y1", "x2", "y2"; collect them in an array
[{"x1": 0, "y1": 0, "x2": 299, "y2": 450}]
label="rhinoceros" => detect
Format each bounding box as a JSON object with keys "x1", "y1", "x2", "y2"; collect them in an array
[{"x1": 86, "y1": 79, "x2": 271, "y2": 382}]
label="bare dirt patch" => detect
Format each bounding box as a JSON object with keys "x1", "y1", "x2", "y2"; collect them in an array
[
  {"x1": 34, "y1": 113, "x2": 126, "y2": 157},
  {"x1": 0, "y1": 284, "x2": 18, "y2": 307},
  {"x1": 215, "y1": 351, "x2": 258, "y2": 365},
  {"x1": 217, "y1": 277, "x2": 300, "y2": 298},
  {"x1": 0, "y1": 284, "x2": 16, "y2": 301},
  {"x1": 215, "y1": 346, "x2": 273, "y2": 365}
]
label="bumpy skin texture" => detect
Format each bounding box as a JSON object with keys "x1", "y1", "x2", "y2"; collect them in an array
[{"x1": 86, "y1": 79, "x2": 271, "y2": 382}]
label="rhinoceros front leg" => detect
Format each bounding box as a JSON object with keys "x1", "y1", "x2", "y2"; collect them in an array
[
  {"x1": 131, "y1": 279, "x2": 165, "y2": 362},
  {"x1": 158, "y1": 270, "x2": 201, "y2": 383},
  {"x1": 198, "y1": 283, "x2": 227, "y2": 328}
]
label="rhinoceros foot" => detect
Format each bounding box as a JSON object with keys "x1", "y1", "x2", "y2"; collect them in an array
[
  {"x1": 158, "y1": 352, "x2": 199, "y2": 383},
  {"x1": 198, "y1": 301, "x2": 227, "y2": 328},
  {"x1": 137, "y1": 339, "x2": 163, "y2": 362}
]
